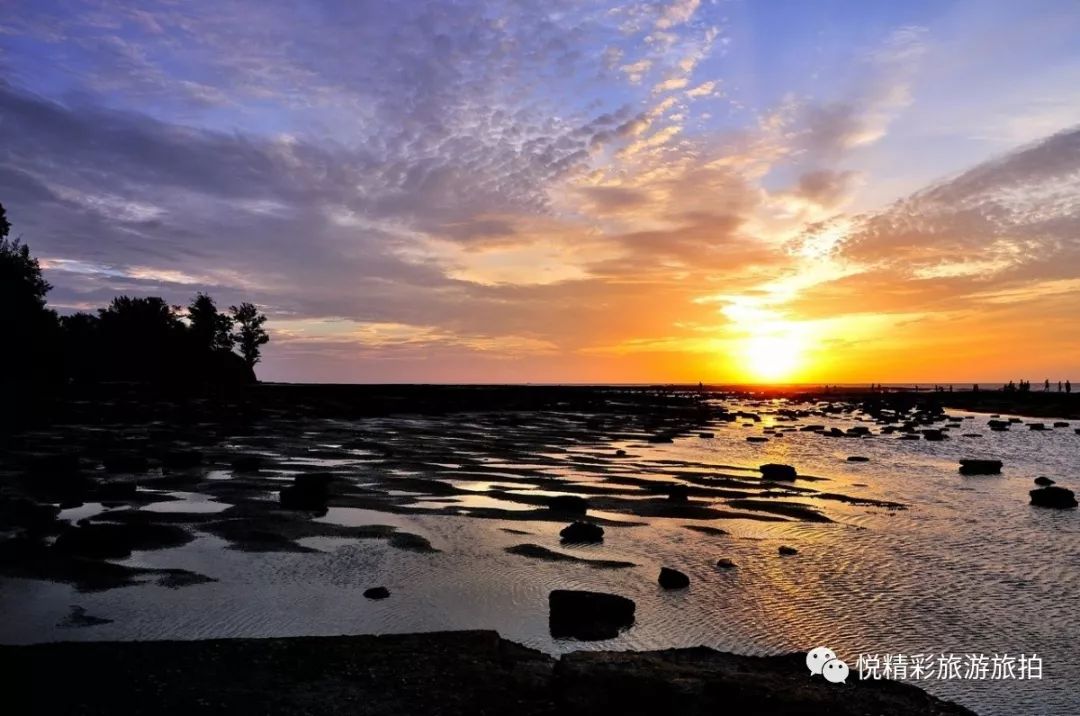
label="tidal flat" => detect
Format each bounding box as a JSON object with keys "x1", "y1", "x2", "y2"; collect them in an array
[{"x1": 1, "y1": 385, "x2": 1077, "y2": 715}]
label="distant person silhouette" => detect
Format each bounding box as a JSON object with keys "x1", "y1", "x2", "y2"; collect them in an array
[{"x1": 1067, "y1": 380, "x2": 1072, "y2": 394}]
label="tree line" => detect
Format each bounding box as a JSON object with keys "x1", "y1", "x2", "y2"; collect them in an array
[{"x1": 0, "y1": 201, "x2": 269, "y2": 387}]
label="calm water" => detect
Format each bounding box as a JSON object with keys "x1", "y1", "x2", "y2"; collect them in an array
[{"x1": 2, "y1": 400, "x2": 1078, "y2": 715}]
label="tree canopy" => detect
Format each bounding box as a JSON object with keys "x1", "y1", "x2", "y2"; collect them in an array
[{"x1": 0, "y1": 200, "x2": 270, "y2": 387}]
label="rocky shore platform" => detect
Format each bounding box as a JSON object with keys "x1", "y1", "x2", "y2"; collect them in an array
[{"x1": 1, "y1": 630, "x2": 975, "y2": 715}]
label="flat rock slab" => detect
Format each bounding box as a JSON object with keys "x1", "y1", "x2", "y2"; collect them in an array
[{"x1": 0, "y1": 631, "x2": 975, "y2": 715}]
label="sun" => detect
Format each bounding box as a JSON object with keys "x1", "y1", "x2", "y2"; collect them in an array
[{"x1": 739, "y1": 333, "x2": 806, "y2": 383}]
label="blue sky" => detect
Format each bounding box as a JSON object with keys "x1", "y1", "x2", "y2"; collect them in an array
[{"x1": 1, "y1": 0, "x2": 1078, "y2": 382}]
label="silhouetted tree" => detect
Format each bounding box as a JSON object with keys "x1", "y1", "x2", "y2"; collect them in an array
[
  {"x1": 1, "y1": 200, "x2": 268, "y2": 388},
  {"x1": 0, "y1": 208, "x2": 51, "y2": 314},
  {"x1": 0, "y1": 202, "x2": 63, "y2": 383},
  {"x1": 59, "y1": 312, "x2": 103, "y2": 384},
  {"x1": 97, "y1": 296, "x2": 187, "y2": 382},
  {"x1": 230, "y1": 302, "x2": 269, "y2": 372},
  {"x1": 188, "y1": 293, "x2": 234, "y2": 353}
]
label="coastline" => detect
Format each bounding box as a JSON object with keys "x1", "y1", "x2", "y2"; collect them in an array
[
  {"x1": 4, "y1": 382, "x2": 1077, "y2": 431},
  {"x1": 2, "y1": 383, "x2": 1073, "y2": 714},
  {"x1": 0, "y1": 630, "x2": 976, "y2": 715}
]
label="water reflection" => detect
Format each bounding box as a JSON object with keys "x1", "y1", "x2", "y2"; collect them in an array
[{"x1": 1, "y1": 402, "x2": 1077, "y2": 715}]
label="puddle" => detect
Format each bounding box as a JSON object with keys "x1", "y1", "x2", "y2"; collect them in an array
[{"x1": 142, "y1": 492, "x2": 231, "y2": 514}]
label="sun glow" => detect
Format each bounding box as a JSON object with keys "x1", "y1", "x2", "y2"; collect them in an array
[{"x1": 738, "y1": 332, "x2": 808, "y2": 383}]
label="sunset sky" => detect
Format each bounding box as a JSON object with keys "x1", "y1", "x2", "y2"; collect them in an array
[{"x1": 2, "y1": 0, "x2": 1078, "y2": 383}]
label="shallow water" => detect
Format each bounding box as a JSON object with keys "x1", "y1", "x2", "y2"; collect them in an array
[{"x1": 2, "y1": 401, "x2": 1078, "y2": 715}]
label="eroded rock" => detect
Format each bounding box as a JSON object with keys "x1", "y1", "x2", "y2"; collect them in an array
[{"x1": 549, "y1": 589, "x2": 635, "y2": 641}]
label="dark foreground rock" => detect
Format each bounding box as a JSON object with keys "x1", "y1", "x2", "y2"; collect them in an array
[
  {"x1": 1029, "y1": 486, "x2": 1077, "y2": 509},
  {"x1": 0, "y1": 631, "x2": 976, "y2": 715},
  {"x1": 280, "y1": 472, "x2": 335, "y2": 510},
  {"x1": 559, "y1": 521, "x2": 603, "y2": 543},
  {"x1": 364, "y1": 586, "x2": 390, "y2": 600},
  {"x1": 658, "y1": 566, "x2": 690, "y2": 589},
  {"x1": 760, "y1": 463, "x2": 797, "y2": 480},
  {"x1": 958, "y1": 459, "x2": 1002, "y2": 475},
  {"x1": 549, "y1": 589, "x2": 635, "y2": 640},
  {"x1": 52, "y1": 522, "x2": 192, "y2": 559},
  {"x1": 547, "y1": 495, "x2": 588, "y2": 516}
]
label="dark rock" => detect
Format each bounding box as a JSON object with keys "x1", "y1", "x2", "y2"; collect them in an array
[
  {"x1": 58, "y1": 605, "x2": 113, "y2": 628},
  {"x1": 1034, "y1": 476, "x2": 1055, "y2": 486},
  {"x1": 666, "y1": 484, "x2": 689, "y2": 503},
  {"x1": 1029, "y1": 486, "x2": 1077, "y2": 509},
  {"x1": 647, "y1": 433, "x2": 674, "y2": 444},
  {"x1": 1053, "y1": 422, "x2": 1069, "y2": 428},
  {"x1": 96, "y1": 481, "x2": 138, "y2": 499},
  {"x1": 296, "y1": 472, "x2": 335, "y2": 489},
  {"x1": 506, "y1": 544, "x2": 634, "y2": 569},
  {"x1": 958, "y1": 459, "x2": 1003, "y2": 475},
  {"x1": 364, "y1": 587, "x2": 390, "y2": 600},
  {"x1": 715, "y1": 558, "x2": 736, "y2": 569},
  {"x1": 658, "y1": 567, "x2": 690, "y2": 589},
  {"x1": 279, "y1": 472, "x2": 335, "y2": 510},
  {"x1": 230, "y1": 455, "x2": 263, "y2": 473},
  {"x1": 614, "y1": 449, "x2": 627, "y2": 457},
  {"x1": 53, "y1": 525, "x2": 134, "y2": 559},
  {"x1": 560, "y1": 521, "x2": 604, "y2": 543},
  {"x1": 759, "y1": 463, "x2": 797, "y2": 481},
  {"x1": 778, "y1": 545, "x2": 799, "y2": 556},
  {"x1": 387, "y1": 532, "x2": 439, "y2": 553},
  {"x1": 21, "y1": 471, "x2": 92, "y2": 502},
  {"x1": 279, "y1": 485, "x2": 325, "y2": 510},
  {"x1": 1028, "y1": 423, "x2": 1046, "y2": 431},
  {"x1": 160, "y1": 450, "x2": 204, "y2": 469},
  {"x1": 746, "y1": 436, "x2": 768, "y2": 443},
  {"x1": 698, "y1": 432, "x2": 714, "y2": 439},
  {"x1": 682, "y1": 525, "x2": 729, "y2": 537},
  {"x1": 547, "y1": 495, "x2": 588, "y2": 516},
  {"x1": 923, "y1": 430, "x2": 947, "y2": 441},
  {"x1": 0, "y1": 498, "x2": 60, "y2": 531},
  {"x1": 102, "y1": 453, "x2": 149, "y2": 474},
  {"x1": 847, "y1": 456, "x2": 869, "y2": 462},
  {"x1": 549, "y1": 589, "x2": 635, "y2": 640},
  {"x1": 555, "y1": 647, "x2": 1006, "y2": 716},
  {"x1": 0, "y1": 631, "x2": 979, "y2": 715},
  {"x1": 53, "y1": 522, "x2": 192, "y2": 559},
  {"x1": 26, "y1": 453, "x2": 81, "y2": 477}
]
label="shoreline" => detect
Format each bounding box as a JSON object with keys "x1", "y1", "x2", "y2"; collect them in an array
[
  {"x1": 0, "y1": 630, "x2": 976, "y2": 715},
  {"x1": 3, "y1": 382, "x2": 1077, "y2": 430}
]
